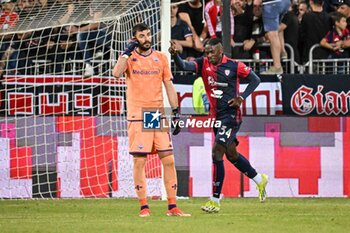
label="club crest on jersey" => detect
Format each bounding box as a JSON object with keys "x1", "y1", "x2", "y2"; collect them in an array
[
  {"x1": 154, "y1": 58, "x2": 159, "y2": 62},
  {"x1": 132, "y1": 58, "x2": 137, "y2": 62},
  {"x1": 225, "y1": 69, "x2": 230, "y2": 76}
]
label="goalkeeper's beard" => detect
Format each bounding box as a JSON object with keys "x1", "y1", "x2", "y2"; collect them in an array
[{"x1": 138, "y1": 41, "x2": 151, "y2": 52}]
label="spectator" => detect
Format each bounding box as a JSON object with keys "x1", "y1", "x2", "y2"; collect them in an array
[
  {"x1": 205, "y1": 0, "x2": 235, "y2": 47},
  {"x1": 336, "y1": 0, "x2": 350, "y2": 30},
  {"x1": 299, "y1": 0, "x2": 332, "y2": 63},
  {"x1": 178, "y1": 0, "x2": 207, "y2": 57},
  {"x1": 0, "y1": 0, "x2": 18, "y2": 75},
  {"x1": 171, "y1": 1, "x2": 193, "y2": 59},
  {"x1": 323, "y1": 0, "x2": 339, "y2": 12},
  {"x1": 70, "y1": 1, "x2": 112, "y2": 77},
  {"x1": 4, "y1": 0, "x2": 75, "y2": 75},
  {"x1": 17, "y1": 0, "x2": 40, "y2": 21},
  {"x1": 255, "y1": 0, "x2": 290, "y2": 75},
  {"x1": 335, "y1": 0, "x2": 350, "y2": 51},
  {"x1": 297, "y1": 1, "x2": 309, "y2": 23},
  {"x1": 231, "y1": 0, "x2": 248, "y2": 17},
  {"x1": 279, "y1": 2, "x2": 300, "y2": 63},
  {"x1": 0, "y1": 0, "x2": 18, "y2": 32},
  {"x1": 320, "y1": 12, "x2": 350, "y2": 58},
  {"x1": 240, "y1": 1, "x2": 268, "y2": 61},
  {"x1": 232, "y1": 0, "x2": 254, "y2": 59}
]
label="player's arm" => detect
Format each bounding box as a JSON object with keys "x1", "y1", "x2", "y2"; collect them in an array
[
  {"x1": 240, "y1": 71, "x2": 261, "y2": 100},
  {"x1": 113, "y1": 39, "x2": 139, "y2": 78},
  {"x1": 228, "y1": 67, "x2": 261, "y2": 108},
  {"x1": 113, "y1": 56, "x2": 128, "y2": 78},
  {"x1": 162, "y1": 53, "x2": 182, "y2": 135},
  {"x1": 163, "y1": 80, "x2": 179, "y2": 110},
  {"x1": 164, "y1": 79, "x2": 182, "y2": 135},
  {"x1": 168, "y1": 41, "x2": 196, "y2": 72}
]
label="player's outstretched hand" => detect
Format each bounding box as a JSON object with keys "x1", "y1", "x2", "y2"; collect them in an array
[
  {"x1": 228, "y1": 96, "x2": 244, "y2": 108},
  {"x1": 168, "y1": 41, "x2": 178, "y2": 55},
  {"x1": 171, "y1": 107, "x2": 181, "y2": 135},
  {"x1": 122, "y1": 39, "x2": 139, "y2": 57}
]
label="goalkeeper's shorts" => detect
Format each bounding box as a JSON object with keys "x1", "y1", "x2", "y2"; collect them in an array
[{"x1": 128, "y1": 121, "x2": 173, "y2": 155}]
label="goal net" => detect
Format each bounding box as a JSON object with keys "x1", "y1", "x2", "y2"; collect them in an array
[{"x1": 0, "y1": 0, "x2": 164, "y2": 198}]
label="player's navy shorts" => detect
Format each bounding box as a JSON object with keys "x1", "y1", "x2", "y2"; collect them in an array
[{"x1": 213, "y1": 115, "x2": 242, "y2": 148}]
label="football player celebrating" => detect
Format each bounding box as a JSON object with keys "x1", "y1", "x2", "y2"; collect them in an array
[{"x1": 169, "y1": 38, "x2": 268, "y2": 213}]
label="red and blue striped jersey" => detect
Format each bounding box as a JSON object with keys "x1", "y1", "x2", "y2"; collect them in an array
[{"x1": 193, "y1": 55, "x2": 251, "y2": 121}]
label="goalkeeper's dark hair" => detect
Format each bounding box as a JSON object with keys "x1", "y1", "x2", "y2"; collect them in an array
[
  {"x1": 206, "y1": 38, "x2": 222, "y2": 47},
  {"x1": 132, "y1": 23, "x2": 151, "y2": 36}
]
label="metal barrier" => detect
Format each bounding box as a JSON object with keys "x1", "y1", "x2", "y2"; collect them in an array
[
  {"x1": 235, "y1": 42, "x2": 295, "y2": 74},
  {"x1": 13, "y1": 43, "x2": 298, "y2": 76},
  {"x1": 171, "y1": 43, "x2": 296, "y2": 75},
  {"x1": 27, "y1": 44, "x2": 350, "y2": 76},
  {"x1": 30, "y1": 59, "x2": 113, "y2": 76},
  {"x1": 308, "y1": 44, "x2": 350, "y2": 74}
]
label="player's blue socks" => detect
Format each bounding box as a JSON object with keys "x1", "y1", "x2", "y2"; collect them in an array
[
  {"x1": 168, "y1": 204, "x2": 177, "y2": 210},
  {"x1": 141, "y1": 205, "x2": 149, "y2": 210},
  {"x1": 232, "y1": 154, "x2": 257, "y2": 179},
  {"x1": 213, "y1": 160, "x2": 225, "y2": 199}
]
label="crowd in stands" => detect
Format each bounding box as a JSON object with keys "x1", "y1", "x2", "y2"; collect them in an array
[
  {"x1": 0, "y1": 0, "x2": 112, "y2": 76},
  {"x1": 1, "y1": 0, "x2": 350, "y2": 76},
  {"x1": 172, "y1": 0, "x2": 350, "y2": 74}
]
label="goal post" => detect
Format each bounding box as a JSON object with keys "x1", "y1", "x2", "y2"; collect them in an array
[{"x1": 0, "y1": 0, "x2": 174, "y2": 199}]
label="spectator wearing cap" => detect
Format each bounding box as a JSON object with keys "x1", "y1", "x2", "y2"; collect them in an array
[
  {"x1": 299, "y1": 0, "x2": 332, "y2": 63},
  {"x1": 336, "y1": 0, "x2": 350, "y2": 28}
]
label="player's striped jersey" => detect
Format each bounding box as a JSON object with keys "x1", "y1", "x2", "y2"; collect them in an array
[
  {"x1": 125, "y1": 49, "x2": 172, "y2": 120},
  {"x1": 193, "y1": 55, "x2": 251, "y2": 122}
]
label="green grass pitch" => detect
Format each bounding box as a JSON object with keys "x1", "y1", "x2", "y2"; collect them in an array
[{"x1": 0, "y1": 198, "x2": 349, "y2": 233}]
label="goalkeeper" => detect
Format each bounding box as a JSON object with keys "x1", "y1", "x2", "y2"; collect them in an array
[
  {"x1": 169, "y1": 38, "x2": 269, "y2": 213},
  {"x1": 113, "y1": 23, "x2": 190, "y2": 217}
]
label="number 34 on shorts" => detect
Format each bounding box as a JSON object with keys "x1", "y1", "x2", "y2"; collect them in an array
[{"x1": 214, "y1": 121, "x2": 241, "y2": 147}]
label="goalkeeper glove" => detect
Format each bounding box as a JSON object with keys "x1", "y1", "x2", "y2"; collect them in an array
[
  {"x1": 122, "y1": 39, "x2": 139, "y2": 57},
  {"x1": 171, "y1": 107, "x2": 181, "y2": 135}
]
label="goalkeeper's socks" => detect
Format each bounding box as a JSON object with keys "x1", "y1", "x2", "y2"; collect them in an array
[
  {"x1": 139, "y1": 198, "x2": 149, "y2": 210},
  {"x1": 232, "y1": 154, "x2": 258, "y2": 179},
  {"x1": 213, "y1": 160, "x2": 225, "y2": 199},
  {"x1": 168, "y1": 197, "x2": 177, "y2": 210}
]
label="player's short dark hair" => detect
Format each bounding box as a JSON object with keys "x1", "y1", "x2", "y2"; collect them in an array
[
  {"x1": 132, "y1": 23, "x2": 151, "y2": 36},
  {"x1": 206, "y1": 38, "x2": 222, "y2": 47}
]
